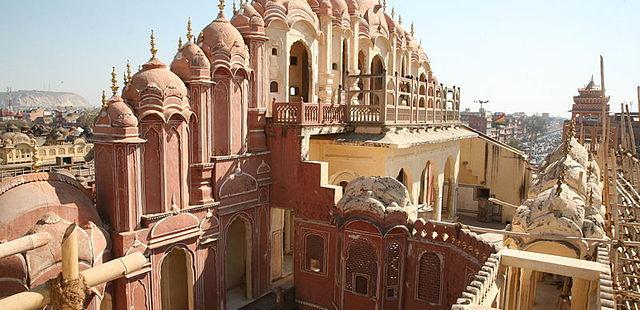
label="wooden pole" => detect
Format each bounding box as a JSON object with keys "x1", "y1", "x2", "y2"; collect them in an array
[
  {"x1": 61, "y1": 224, "x2": 79, "y2": 283},
  {"x1": 0, "y1": 232, "x2": 51, "y2": 259},
  {"x1": 0, "y1": 252, "x2": 147, "y2": 310}
]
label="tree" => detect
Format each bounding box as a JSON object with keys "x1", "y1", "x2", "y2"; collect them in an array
[
  {"x1": 507, "y1": 138, "x2": 522, "y2": 150},
  {"x1": 76, "y1": 108, "x2": 101, "y2": 130}
]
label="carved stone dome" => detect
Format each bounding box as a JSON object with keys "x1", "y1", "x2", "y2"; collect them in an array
[{"x1": 171, "y1": 42, "x2": 211, "y2": 80}]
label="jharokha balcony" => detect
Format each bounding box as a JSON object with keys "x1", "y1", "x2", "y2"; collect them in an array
[{"x1": 272, "y1": 71, "x2": 461, "y2": 126}]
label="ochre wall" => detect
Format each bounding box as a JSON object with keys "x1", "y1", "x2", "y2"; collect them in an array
[{"x1": 458, "y1": 136, "x2": 530, "y2": 222}]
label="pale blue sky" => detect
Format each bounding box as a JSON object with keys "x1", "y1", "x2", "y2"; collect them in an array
[{"x1": 0, "y1": 0, "x2": 638, "y2": 116}]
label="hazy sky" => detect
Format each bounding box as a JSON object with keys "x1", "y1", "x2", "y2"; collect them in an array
[{"x1": 1, "y1": 0, "x2": 638, "y2": 116}]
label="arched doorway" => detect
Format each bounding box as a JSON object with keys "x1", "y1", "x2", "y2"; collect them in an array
[
  {"x1": 289, "y1": 41, "x2": 311, "y2": 102},
  {"x1": 357, "y1": 51, "x2": 365, "y2": 104},
  {"x1": 370, "y1": 55, "x2": 384, "y2": 106},
  {"x1": 226, "y1": 217, "x2": 253, "y2": 309},
  {"x1": 161, "y1": 248, "x2": 194, "y2": 310},
  {"x1": 419, "y1": 162, "x2": 432, "y2": 207},
  {"x1": 442, "y1": 158, "x2": 454, "y2": 219},
  {"x1": 341, "y1": 39, "x2": 349, "y2": 93}
]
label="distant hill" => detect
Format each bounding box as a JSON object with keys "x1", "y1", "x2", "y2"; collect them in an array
[{"x1": 0, "y1": 90, "x2": 90, "y2": 108}]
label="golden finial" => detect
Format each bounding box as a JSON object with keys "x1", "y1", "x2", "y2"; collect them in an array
[
  {"x1": 101, "y1": 90, "x2": 107, "y2": 108},
  {"x1": 178, "y1": 36, "x2": 183, "y2": 49},
  {"x1": 126, "y1": 60, "x2": 132, "y2": 83},
  {"x1": 186, "y1": 17, "x2": 193, "y2": 42},
  {"x1": 110, "y1": 66, "x2": 119, "y2": 95},
  {"x1": 150, "y1": 30, "x2": 158, "y2": 59},
  {"x1": 217, "y1": 0, "x2": 226, "y2": 17}
]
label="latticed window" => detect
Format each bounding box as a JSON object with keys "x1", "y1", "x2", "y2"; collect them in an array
[
  {"x1": 385, "y1": 241, "x2": 401, "y2": 299},
  {"x1": 417, "y1": 252, "x2": 442, "y2": 304},
  {"x1": 304, "y1": 234, "x2": 325, "y2": 274},
  {"x1": 346, "y1": 238, "x2": 378, "y2": 297}
]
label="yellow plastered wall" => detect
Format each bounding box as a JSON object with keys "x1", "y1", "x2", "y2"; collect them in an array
[{"x1": 459, "y1": 136, "x2": 530, "y2": 222}]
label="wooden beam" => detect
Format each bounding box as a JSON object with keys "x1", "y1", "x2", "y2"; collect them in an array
[
  {"x1": 499, "y1": 248, "x2": 607, "y2": 280},
  {"x1": 0, "y1": 232, "x2": 51, "y2": 259}
]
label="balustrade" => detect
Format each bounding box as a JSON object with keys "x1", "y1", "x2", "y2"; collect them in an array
[{"x1": 271, "y1": 73, "x2": 461, "y2": 126}]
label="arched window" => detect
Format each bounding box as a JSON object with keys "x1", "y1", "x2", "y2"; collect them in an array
[
  {"x1": 270, "y1": 81, "x2": 279, "y2": 93},
  {"x1": 346, "y1": 238, "x2": 378, "y2": 297},
  {"x1": 304, "y1": 234, "x2": 325, "y2": 274},
  {"x1": 339, "y1": 181, "x2": 349, "y2": 192},
  {"x1": 417, "y1": 251, "x2": 442, "y2": 304},
  {"x1": 271, "y1": 48, "x2": 278, "y2": 56},
  {"x1": 396, "y1": 169, "x2": 407, "y2": 187}
]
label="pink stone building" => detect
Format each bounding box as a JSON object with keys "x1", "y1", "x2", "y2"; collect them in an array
[{"x1": 0, "y1": 1, "x2": 500, "y2": 309}]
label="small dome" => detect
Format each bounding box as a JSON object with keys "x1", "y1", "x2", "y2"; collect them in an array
[
  {"x1": 331, "y1": 0, "x2": 350, "y2": 28},
  {"x1": 1, "y1": 132, "x2": 32, "y2": 146},
  {"x1": 123, "y1": 58, "x2": 189, "y2": 121},
  {"x1": 363, "y1": 5, "x2": 389, "y2": 37},
  {"x1": 260, "y1": 0, "x2": 288, "y2": 27},
  {"x1": 171, "y1": 42, "x2": 211, "y2": 80},
  {"x1": 105, "y1": 96, "x2": 138, "y2": 128},
  {"x1": 283, "y1": 0, "x2": 319, "y2": 28},
  {"x1": 231, "y1": 2, "x2": 266, "y2": 32},
  {"x1": 356, "y1": 0, "x2": 375, "y2": 13},
  {"x1": 200, "y1": 14, "x2": 247, "y2": 58},
  {"x1": 0, "y1": 172, "x2": 101, "y2": 241},
  {"x1": 337, "y1": 176, "x2": 417, "y2": 228}
]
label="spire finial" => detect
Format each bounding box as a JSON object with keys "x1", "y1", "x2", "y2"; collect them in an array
[
  {"x1": 186, "y1": 17, "x2": 194, "y2": 42},
  {"x1": 399, "y1": 14, "x2": 403, "y2": 25},
  {"x1": 382, "y1": 0, "x2": 387, "y2": 10},
  {"x1": 150, "y1": 30, "x2": 158, "y2": 59},
  {"x1": 126, "y1": 60, "x2": 132, "y2": 83},
  {"x1": 101, "y1": 90, "x2": 107, "y2": 108},
  {"x1": 110, "y1": 67, "x2": 119, "y2": 96},
  {"x1": 178, "y1": 36, "x2": 183, "y2": 49},
  {"x1": 410, "y1": 22, "x2": 415, "y2": 36},
  {"x1": 391, "y1": 7, "x2": 395, "y2": 18},
  {"x1": 233, "y1": 0, "x2": 237, "y2": 14},
  {"x1": 218, "y1": 0, "x2": 226, "y2": 17}
]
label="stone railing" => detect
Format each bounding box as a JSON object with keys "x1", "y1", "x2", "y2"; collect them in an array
[
  {"x1": 451, "y1": 253, "x2": 502, "y2": 309},
  {"x1": 270, "y1": 73, "x2": 461, "y2": 127},
  {"x1": 409, "y1": 219, "x2": 496, "y2": 264}
]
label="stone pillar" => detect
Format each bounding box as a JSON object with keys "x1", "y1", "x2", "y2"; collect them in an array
[
  {"x1": 318, "y1": 14, "x2": 334, "y2": 104},
  {"x1": 434, "y1": 174, "x2": 444, "y2": 221},
  {"x1": 571, "y1": 278, "x2": 589, "y2": 310},
  {"x1": 347, "y1": 15, "x2": 361, "y2": 104},
  {"x1": 516, "y1": 269, "x2": 536, "y2": 310}
]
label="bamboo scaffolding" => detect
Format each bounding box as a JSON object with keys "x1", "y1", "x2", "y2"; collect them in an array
[{"x1": 0, "y1": 224, "x2": 147, "y2": 310}]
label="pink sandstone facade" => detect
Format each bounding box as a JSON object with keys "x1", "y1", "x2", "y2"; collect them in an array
[{"x1": 0, "y1": 1, "x2": 499, "y2": 309}]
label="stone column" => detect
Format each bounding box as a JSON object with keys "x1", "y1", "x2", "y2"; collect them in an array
[
  {"x1": 434, "y1": 174, "x2": 444, "y2": 221},
  {"x1": 571, "y1": 278, "x2": 590, "y2": 310},
  {"x1": 347, "y1": 15, "x2": 361, "y2": 104},
  {"x1": 516, "y1": 269, "x2": 536, "y2": 310},
  {"x1": 318, "y1": 14, "x2": 334, "y2": 104}
]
